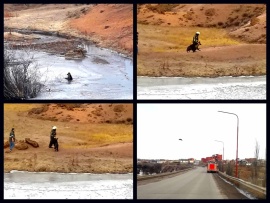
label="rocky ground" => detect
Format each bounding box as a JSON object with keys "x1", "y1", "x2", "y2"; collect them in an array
[{"x1": 4, "y1": 104, "x2": 133, "y2": 173}]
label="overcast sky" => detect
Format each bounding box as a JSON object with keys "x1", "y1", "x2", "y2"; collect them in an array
[{"x1": 137, "y1": 103, "x2": 266, "y2": 161}]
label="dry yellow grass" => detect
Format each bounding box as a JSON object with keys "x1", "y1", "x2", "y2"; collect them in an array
[
  {"x1": 4, "y1": 104, "x2": 133, "y2": 173},
  {"x1": 4, "y1": 104, "x2": 132, "y2": 148},
  {"x1": 138, "y1": 24, "x2": 241, "y2": 52}
]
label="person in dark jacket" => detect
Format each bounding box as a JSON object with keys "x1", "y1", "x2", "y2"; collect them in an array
[
  {"x1": 49, "y1": 126, "x2": 57, "y2": 148},
  {"x1": 66, "y1": 72, "x2": 73, "y2": 81},
  {"x1": 9, "y1": 128, "x2": 15, "y2": 152}
]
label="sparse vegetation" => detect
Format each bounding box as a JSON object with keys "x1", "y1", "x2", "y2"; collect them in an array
[
  {"x1": 250, "y1": 17, "x2": 260, "y2": 26},
  {"x1": 28, "y1": 105, "x2": 49, "y2": 115},
  {"x1": 113, "y1": 105, "x2": 124, "y2": 113},
  {"x1": 146, "y1": 4, "x2": 178, "y2": 14},
  {"x1": 4, "y1": 46, "x2": 45, "y2": 100},
  {"x1": 205, "y1": 8, "x2": 215, "y2": 16},
  {"x1": 138, "y1": 24, "x2": 240, "y2": 53},
  {"x1": 56, "y1": 104, "x2": 82, "y2": 110},
  {"x1": 4, "y1": 103, "x2": 133, "y2": 173}
]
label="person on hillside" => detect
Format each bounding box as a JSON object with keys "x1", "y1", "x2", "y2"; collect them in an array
[
  {"x1": 9, "y1": 128, "x2": 15, "y2": 152},
  {"x1": 49, "y1": 126, "x2": 57, "y2": 148},
  {"x1": 66, "y1": 72, "x2": 73, "y2": 81},
  {"x1": 192, "y1": 31, "x2": 200, "y2": 46}
]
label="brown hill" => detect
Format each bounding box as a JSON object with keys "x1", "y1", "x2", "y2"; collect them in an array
[
  {"x1": 27, "y1": 104, "x2": 133, "y2": 124},
  {"x1": 138, "y1": 4, "x2": 266, "y2": 43}
]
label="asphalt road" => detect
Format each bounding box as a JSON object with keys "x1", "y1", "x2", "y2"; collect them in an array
[{"x1": 137, "y1": 167, "x2": 226, "y2": 199}]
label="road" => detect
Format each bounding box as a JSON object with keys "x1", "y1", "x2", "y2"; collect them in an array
[
  {"x1": 137, "y1": 76, "x2": 266, "y2": 99},
  {"x1": 137, "y1": 167, "x2": 226, "y2": 199}
]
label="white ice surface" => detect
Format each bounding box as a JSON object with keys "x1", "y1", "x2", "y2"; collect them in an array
[
  {"x1": 137, "y1": 76, "x2": 266, "y2": 100},
  {"x1": 12, "y1": 44, "x2": 133, "y2": 100},
  {"x1": 4, "y1": 172, "x2": 133, "y2": 199}
]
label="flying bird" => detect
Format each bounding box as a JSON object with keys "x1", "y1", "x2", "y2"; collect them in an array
[{"x1": 179, "y1": 139, "x2": 183, "y2": 141}]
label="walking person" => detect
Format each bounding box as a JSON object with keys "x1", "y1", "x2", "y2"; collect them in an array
[
  {"x1": 49, "y1": 126, "x2": 57, "y2": 148},
  {"x1": 192, "y1": 31, "x2": 200, "y2": 46},
  {"x1": 9, "y1": 128, "x2": 15, "y2": 152}
]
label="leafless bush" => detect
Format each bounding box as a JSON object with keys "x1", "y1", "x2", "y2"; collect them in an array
[
  {"x1": 251, "y1": 139, "x2": 260, "y2": 184},
  {"x1": 113, "y1": 105, "x2": 124, "y2": 113},
  {"x1": 226, "y1": 162, "x2": 233, "y2": 176},
  {"x1": 205, "y1": 8, "x2": 215, "y2": 16},
  {"x1": 4, "y1": 45, "x2": 44, "y2": 100}
]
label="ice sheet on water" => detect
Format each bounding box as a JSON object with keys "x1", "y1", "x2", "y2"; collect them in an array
[
  {"x1": 4, "y1": 172, "x2": 133, "y2": 199},
  {"x1": 12, "y1": 44, "x2": 133, "y2": 100},
  {"x1": 4, "y1": 180, "x2": 133, "y2": 199},
  {"x1": 137, "y1": 76, "x2": 266, "y2": 100}
]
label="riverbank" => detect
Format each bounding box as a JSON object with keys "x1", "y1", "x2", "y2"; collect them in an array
[
  {"x1": 4, "y1": 4, "x2": 132, "y2": 57},
  {"x1": 4, "y1": 104, "x2": 133, "y2": 174}
]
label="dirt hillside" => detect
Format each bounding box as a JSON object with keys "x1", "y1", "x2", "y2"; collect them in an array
[
  {"x1": 4, "y1": 104, "x2": 133, "y2": 173},
  {"x1": 137, "y1": 4, "x2": 266, "y2": 77},
  {"x1": 4, "y1": 4, "x2": 133, "y2": 57}
]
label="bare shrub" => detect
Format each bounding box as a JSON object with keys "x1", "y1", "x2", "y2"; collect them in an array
[
  {"x1": 217, "y1": 22, "x2": 224, "y2": 26},
  {"x1": 226, "y1": 162, "x2": 233, "y2": 176},
  {"x1": 183, "y1": 11, "x2": 193, "y2": 20},
  {"x1": 146, "y1": 4, "x2": 177, "y2": 14},
  {"x1": 250, "y1": 17, "x2": 260, "y2": 26},
  {"x1": 56, "y1": 103, "x2": 82, "y2": 110},
  {"x1": 242, "y1": 13, "x2": 249, "y2": 18},
  {"x1": 205, "y1": 8, "x2": 215, "y2": 16},
  {"x1": 4, "y1": 45, "x2": 44, "y2": 100},
  {"x1": 113, "y1": 105, "x2": 124, "y2": 112},
  {"x1": 28, "y1": 104, "x2": 49, "y2": 115},
  {"x1": 251, "y1": 139, "x2": 260, "y2": 185}
]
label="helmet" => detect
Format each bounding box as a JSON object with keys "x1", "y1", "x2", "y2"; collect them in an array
[
  {"x1": 52, "y1": 126, "x2": 57, "y2": 130},
  {"x1": 196, "y1": 31, "x2": 200, "y2": 35}
]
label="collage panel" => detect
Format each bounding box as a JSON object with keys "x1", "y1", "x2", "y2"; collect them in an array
[
  {"x1": 4, "y1": 4, "x2": 133, "y2": 100},
  {"x1": 4, "y1": 103, "x2": 133, "y2": 199},
  {"x1": 137, "y1": 103, "x2": 266, "y2": 199},
  {"x1": 137, "y1": 4, "x2": 266, "y2": 100}
]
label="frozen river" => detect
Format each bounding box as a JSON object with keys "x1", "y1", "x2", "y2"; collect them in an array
[
  {"x1": 4, "y1": 171, "x2": 133, "y2": 199},
  {"x1": 6, "y1": 32, "x2": 133, "y2": 100},
  {"x1": 137, "y1": 76, "x2": 266, "y2": 100}
]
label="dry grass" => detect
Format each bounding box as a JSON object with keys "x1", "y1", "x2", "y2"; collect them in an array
[
  {"x1": 4, "y1": 104, "x2": 133, "y2": 149},
  {"x1": 138, "y1": 24, "x2": 240, "y2": 53},
  {"x1": 4, "y1": 104, "x2": 133, "y2": 173},
  {"x1": 4, "y1": 104, "x2": 41, "y2": 112}
]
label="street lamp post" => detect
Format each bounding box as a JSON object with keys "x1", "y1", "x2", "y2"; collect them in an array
[
  {"x1": 214, "y1": 140, "x2": 224, "y2": 161},
  {"x1": 218, "y1": 111, "x2": 239, "y2": 178}
]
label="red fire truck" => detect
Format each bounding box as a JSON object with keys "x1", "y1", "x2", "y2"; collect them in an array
[{"x1": 207, "y1": 160, "x2": 218, "y2": 173}]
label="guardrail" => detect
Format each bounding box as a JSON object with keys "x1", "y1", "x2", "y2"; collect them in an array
[
  {"x1": 218, "y1": 171, "x2": 266, "y2": 199},
  {"x1": 137, "y1": 167, "x2": 194, "y2": 181}
]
